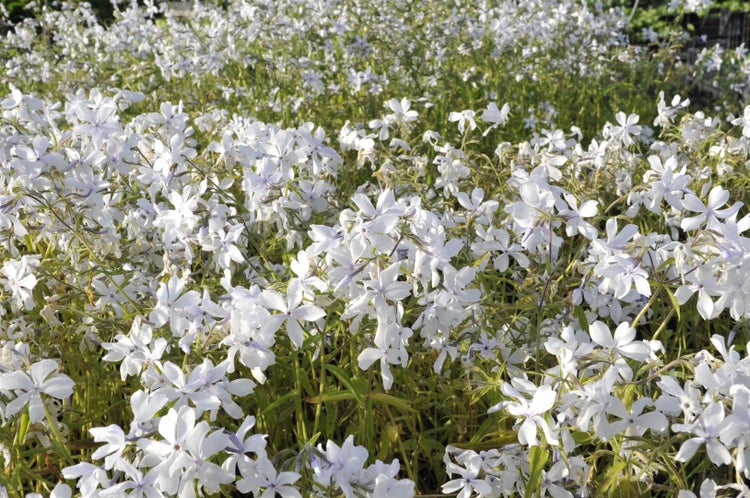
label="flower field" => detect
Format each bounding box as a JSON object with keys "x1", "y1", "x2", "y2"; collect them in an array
[{"x1": 3, "y1": 0, "x2": 750, "y2": 496}]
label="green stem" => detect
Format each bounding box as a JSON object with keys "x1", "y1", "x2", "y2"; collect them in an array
[
  {"x1": 44, "y1": 404, "x2": 74, "y2": 466},
  {"x1": 293, "y1": 354, "x2": 309, "y2": 443},
  {"x1": 312, "y1": 336, "x2": 326, "y2": 438},
  {"x1": 631, "y1": 285, "x2": 663, "y2": 329}
]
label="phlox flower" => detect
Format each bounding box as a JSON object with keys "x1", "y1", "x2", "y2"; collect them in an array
[
  {"x1": 677, "y1": 478, "x2": 718, "y2": 498},
  {"x1": 97, "y1": 461, "x2": 162, "y2": 498},
  {"x1": 347, "y1": 211, "x2": 402, "y2": 260},
  {"x1": 433, "y1": 143, "x2": 471, "y2": 195},
  {"x1": 48, "y1": 483, "x2": 71, "y2": 498},
  {"x1": 137, "y1": 406, "x2": 196, "y2": 485},
  {"x1": 674, "y1": 266, "x2": 723, "y2": 320},
  {"x1": 184, "y1": 358, "x2": 255, "y2": 420},
  {"x1": 589, "y1": 218, "x2": 639, "y2": 258},
  {"x1": 62, "y1": 462, "x2": 108, "y2": 497},
  {"x1": 289, "y1": 250, "x2": 327, "y2": 298},
  {"x1": 507, "y1": 179, "x2": 557, "y2": 228},
  {"x1": 147, "y1": 359, "x2": 252, "y2": 420},
  {"x1": 544, "y1": 324, "x2": 594, "y2": 379},
  {"x1": 494, "y1": 382, "x2": 558, "y2": 446},
  {"x1": 605, "y1": 112, "x2": 641, "y2": 147},
  {"x1": 236, "y1": 457, "x2": 301, "y2": 498},
  {"x1": 643, "y1": 154, "x2": 690, "y2": 213},
  {"x1": 137, "y1": 405, "x2": 232, "y2": 496},
  {"x1": 357, "y1": 321, "x2": 411, "y2": 390},
  {"x1": 480, "y1": 102, "x2": 510, "y2": 136},
  {"x1": 312, "y1": 435, "x2": 369, "y2": 498},
  {"x1": 223, "y1": 415, "x2": 268, "y2": 477},
  {"x1": 182, "y1": 289, "x2": 229, "y2": 348},
  {"x1": 369, "y1": 117, "x2": 391, "y2": 141},
  {"x1": 471, "y1": 225, "x2": 529, "y2": 272},
  {"x1": 261, "y1": 278, "x2": 326, "y2": 349},
  {"x1": 534, "y1": 128, "x2": 568, "y2": 152},
  {"x1": 692, "y1": 335, "x2": 749, "y2": 396},
  {"x1": 101, "y1": 316, "x2": 167, "y2": 381},
  {"x1": 654, "y1": 375, "x2": 702, "y2": 421},
  {"x1": 221, "y1": 299, "x2": 276, "y2": 383},
  {"x1": 199, "y1": 223, "x2": 245, "y2": 270},
  {"x1": 425, "y1": 334, "x2": 459, "y2": 374},
  {"x1": 558, "y1": 193, "x2": 597, "y2": 240},
  {"x1": 149, "y1": 274, "x2": 201, "y2": 340},
  {"x1": 589, "y1": 321, "x2": 651, "y2": 362},
  {"x1": 371, "y1": 473, "x2": 415, "y2": 498},
  {"x1": 598, "y1": 397, "x2": 668, "y2": 442},
  {"x1": 540, "y1": 459, "x2": 574, "y2": 498},
  {"x1": 596, "y1": 255, "x2": 651, "y2": 299},
  {"x1": 0, "y1": 359, "x2": 74, "y2": 423},
  {"x1": 89, "y1": 424, "x2": 127, "y2": 470},
  {"x1": 456, "y1": 187, "x2": 499, "y2": 221},
  {"x1": 721, "y1": 385, "x2": 750, "y2": 476},
  {"x1": 732, "y1": 104, "x2": 750, "y2": 137},
  {"x1": 442, "y1": 451, "x2": 493, "y2": 498},
  {"x1": 12, "y1": 135, "x2": 65, "y2": 180},
  {"x1": 327, "y1": 245, "x2": 368, "y2": 298},
  {"x1": 71, "y1": 93, "x2": 121, "y2": 148},
  {"x1": 435, "y1": 265, "x2": 480, "y2": 307},
  {"x1": 154, "y1": 182, "x2": 205, "y2": 249},
  {"x1": 413, "y1": 225, "x2": 463, "y2": 288},
  {"x1": 1, "y1": 256, "x2": 39, "y2": 311},
  {"x1": 384, "y1": 98, "x2": 418, "y2": 126},
  {"x1": 680, "y1": 185, "x2": 742, "y2": 232},
  {"x1": 89, "y1": 274, "x2": 135, "y2": 317},
  {"x1": 673, "y1": 402, "x2": 733, "y2": 466},
  {"x1": 177, "y1": 417, "x2": 234, "y2": 497},
  {"x1": 448, "y1": 109, "x2": 478, "y2": 134},
  {"x1": 362, "y1": 262, "x2": 412, "y2": 313},
  {"x1": 128, "y1": 390, "x2": 169, "y2": 438},
  {"x1": 575, "y1": 369, "x2": 620, "y2": 438},
  {"x1": 469, "y1": 331, "x2": 503, "y2": 361},
  {"x1": 297, "y1": 122, "x2": 342, "y2": 176},
  {"x1": 654, "y1": 92, "x2": 689, "y2": 127}
]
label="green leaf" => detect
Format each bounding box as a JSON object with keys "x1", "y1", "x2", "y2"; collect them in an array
[
  {"x1": 259, "y1": 389, "x2": 299, "y2": 418},
  {"x1": 615, "y1": 478, "x2": 640, "y2": 498},
  {"x1": 598, "y1": 460, "x2": 627, "y2": 494},
  {"x1": 325, "y1": 364, "x2": 365, "y2": 406},
  {"x1": 574, "y1": 305, "x2": 589, "y2": 331},
  {"x1": 524, "y1": 445, "x2": 549, "y2": 498},
  {"x1": 664, "y1": 285, "x2": 681, "y2": 321},
  {"x1": 369, "y1": 392, "x2": 417, "y2": 413},
  {"x1": 306, "y1": 390, "x2": 357, "y2": 403},
  {"x1": 296, "y1": 366, "x2": 314, "y2": 396},
  {"x1": 17, "y1": 410, "x2": 30, "y2": 445}
]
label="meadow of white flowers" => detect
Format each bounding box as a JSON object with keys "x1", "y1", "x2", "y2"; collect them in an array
[{"x1": 3, "y1": 0, "x2": 750, "y2": 496}]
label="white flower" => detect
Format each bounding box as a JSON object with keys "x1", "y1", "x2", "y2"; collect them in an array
[
  {"x1": 1, "y1": 256, "x2": 38, "y2": 311},
  {"x1": 480, "y1": 102, "x2": 510, "y2": 135},
  {"x1": 732, "y1": 105, "x2": 750, "y2": 137},
  {"x1": 442, "y1": 451, "x2": 493, "y2": 498},
  {"x1": 262, "y1": 278, "x2": 326, "y2": 349},
  {"x1": 448, "y1": 109, "x2": 477, "y2": 134},
  {"x1": 589, "y1": 321, "x2": 651, "y2": 363},
  {"x1": 496, "y1": 382, "x2": 558, "y2": 446},
  {"x1": 0, "y1": 359, "x2": 75, "y2": 423},
  {"x1": 674, "y1": 402, "x2": 732, "y2": 466},
  {"x1": 680, "y1": 186, "x2": 742, "y2": 231},
  {"x1": 605, "y1": 112, "x2": 641, "y2": 147},
  {"x1": 384, "y1": 98, "x2": 418, "y2": 126}
]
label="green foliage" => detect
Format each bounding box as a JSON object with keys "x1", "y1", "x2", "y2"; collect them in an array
[{"x1": 4, "y1": 0, "x2": 750, "y2": 496}]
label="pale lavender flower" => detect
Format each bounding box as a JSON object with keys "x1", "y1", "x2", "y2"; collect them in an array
[{"x1": 0, "y1": 359, "x2": 74, "y2": 423}]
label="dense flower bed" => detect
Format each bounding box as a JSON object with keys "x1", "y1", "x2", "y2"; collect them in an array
[{"x1": 3, "y1": 0, "x2": 750, "y2": 497}]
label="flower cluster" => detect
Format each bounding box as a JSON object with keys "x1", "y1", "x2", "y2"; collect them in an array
[{"x1": 4, "y1": 0, "x2": 750, "y2": 497}]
